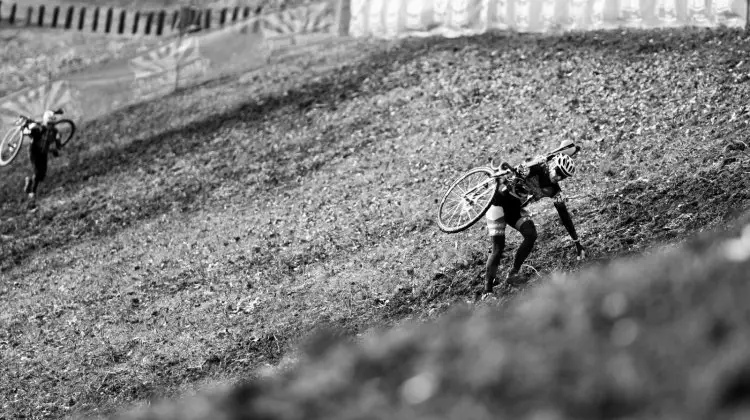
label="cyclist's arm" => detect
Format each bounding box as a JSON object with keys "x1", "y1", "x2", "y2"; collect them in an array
[
  {"x1": 516, "y1": 160, "x2": 546, "y2": 179},
  {"x1": 552, "y1": 192, "x2": 580, "y2": 243},
  {"x1": 51, "y1": 127, "x2": 63, "y2": 148}
]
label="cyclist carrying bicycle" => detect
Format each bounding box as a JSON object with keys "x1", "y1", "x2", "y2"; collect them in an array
[
  {"x1": 22, "y1": 109, "x2": 65, "y2": 208},
  {"x1": 484, "y1": 141, "x2": 585, "y2": 295}
]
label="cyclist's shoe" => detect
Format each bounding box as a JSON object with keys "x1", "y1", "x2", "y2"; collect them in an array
[
  {"x1": 50, "y1": 148, "x2": 60, "y2": 158},
  {"x1": 474, "y1": 287, "x2": 498, "y2": 302},
  {"x1": 23, "y1": 177, "x2": 31, "y2": 194},
  {"x1": 27, "y1": 194, "x2": 37, "y2": 211},
  {"x1": 505, "y1": 269, "x2": 526, "y2": 286},
  {"x1": 480, "y1": 292, "x2": 499, "y2": 302}
]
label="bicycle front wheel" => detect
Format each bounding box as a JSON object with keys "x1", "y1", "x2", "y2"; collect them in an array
[
  {"x1": 0, "y1": 126, "x2": 24, "y2": 167},
  {"x1": 55, "y1": 119, "x2": 76, "y2": 147},
  {"x1": 437, "y1": 166, "x2": 497, "y2": 233}
]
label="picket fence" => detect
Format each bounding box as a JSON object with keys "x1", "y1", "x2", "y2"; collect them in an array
[
  {"x1": 349, "y1": 0, "x2": 748, "y2": 37},
  {"x1": 0, "y1": 0, "x2": 265, "y2": 36}
]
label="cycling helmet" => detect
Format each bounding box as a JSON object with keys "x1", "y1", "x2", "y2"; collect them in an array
[
  {"x1": 42, "y1": 110, "x2": 58, "y2": 125},
  {"x1": 551, "y1": 153, "x2": 575, "y2": 178}
]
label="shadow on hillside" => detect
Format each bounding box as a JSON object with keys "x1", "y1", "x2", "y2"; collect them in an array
[
  {"x1": 1, "y1": 26, "x2": 743, "y2": 270},
  {"x1": 0, "y1": 39, "x2": 436, "y2": 269}
]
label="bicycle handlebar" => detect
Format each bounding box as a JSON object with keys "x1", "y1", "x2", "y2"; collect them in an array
[
  {"x1": 16, "y1": 108, "x2": 64, "y2": 126},
  {"x1": 15, "y1": 115, "x2": 34, "y2": 126},
  {"x1": 15, "y1": 112, "x2": 66, "y2": 127},
  {"x1": 500, "y1": 161, "x2": 517, "y2": 175}
]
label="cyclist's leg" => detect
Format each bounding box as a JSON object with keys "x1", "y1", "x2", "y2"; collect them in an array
[
  {"x1": 509, "y1": 208, "x2": 538, "y2": 276},
  {"x1": 53, "y1": 127, "x2": 62, "y2": 149},
  {"x1": 485, "y1": 206, "x2": 506, "y2": 292},
  {"x1": 485, "y1": 193, "x2": 510, "y2": 292},
  {"x1": 24, "y1": 143, "x2": 34, "y2": 194},
  {"x1": 30, "y1": 150, "x2": 48, "y2": 196},
  {"x1": 51, "y1": 127, "x2": 62, "y2": 154}
]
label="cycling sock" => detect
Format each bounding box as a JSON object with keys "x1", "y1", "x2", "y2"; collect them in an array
[
  {"x1": 485, "y1": 235, "x2": 506, "y2": 291},
  {"x1": 513, "y1": 221, "x2": 537, "y2": 271}
]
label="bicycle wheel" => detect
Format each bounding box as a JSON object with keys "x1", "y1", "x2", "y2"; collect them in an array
[
  {"x1": 54, "y1": 119, "x2": 76, "y2": 147},
  {"x1": 0, "y1": 126, "x2": 24, "y2": 167},
  {"x1": 437, "y1": 166, "x2": 498, "y2": 233}
]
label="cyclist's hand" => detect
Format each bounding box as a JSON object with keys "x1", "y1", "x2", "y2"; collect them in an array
[
  {"x1": 574, "y1": 241, "x2": 586, "y2": 260},
  {"x1": 531, "y1": 155, "x2": 546, "y2": 165},
  {"x1": 515, "y1": 164, "x2": 530, "y2": 178}
]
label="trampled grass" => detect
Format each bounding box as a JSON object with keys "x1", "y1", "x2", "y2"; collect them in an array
[{"x1": 0, "y1": 27, "x2": 749, "y2": 419}]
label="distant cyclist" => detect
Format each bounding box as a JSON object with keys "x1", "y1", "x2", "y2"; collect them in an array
[
  {"x1": 483, "y1": 141, "x2": 585, "y2": 296},
  {"x1": 22, "y1": 109, "x2": 65, "y2": 209}
]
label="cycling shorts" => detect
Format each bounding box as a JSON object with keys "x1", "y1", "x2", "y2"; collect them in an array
[{"x1": 485, "y1": 190, "x2": 531, "y2": 236}]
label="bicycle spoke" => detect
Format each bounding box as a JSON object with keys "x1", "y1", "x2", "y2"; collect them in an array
[
  {"x1": 444, "y1": 193, "x2": 464, "y2": 206},
  {"x1": 437, "y1": 167, "x2": 498, "y2": 233},
  {"x1": 445, "y1": 200, "x2": 463, "y2": 223},
  {"x1": 471, "y1": 187, "x2": 494, "y2": 203},
  {"x1": 449, "y1": 209, "x2": 465, "y2": 228},
  {"x1": 464, "y1": 177, "x2": 487, "y2": 194}
]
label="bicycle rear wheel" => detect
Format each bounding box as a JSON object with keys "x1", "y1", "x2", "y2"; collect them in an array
[
  {"x1": 0, "y1": 127, "x2": 24, "y2": 167},
  {"x1": 437, "y1": 166, "x2": 497, "y2": 233},
  {"x1": 55, "y1": 119, "x2": 76, "y2": 147}
]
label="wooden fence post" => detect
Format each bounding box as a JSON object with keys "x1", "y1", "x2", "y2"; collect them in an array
[
  {"x1": 335, "y1": 0, "x2": 351, "y2": 36},
  {"x1": 119, "y1": 9, "x2": 126, "y2": 33},
  {"x1": 174, "y1": 34, "x2": 182, "y2": 91},
  {"x1": 78, "y1": 7, "x2": 86, "y2": 30},
  {"x1": 156, "y1": 10, "x2": 167, "y2": 35},
  {"x1": 52, "y1": 6, "x2": 59, "y2": 27},
  {"x1": 133, "y1": 11, "x2": 140, "y2": 34},
  {"x1": 145, "y1": 11, "x2": 153, "y2": 35},
  {"x1": 38, "y1": 5, "x2": 45, "y2": 26},
  {"x1": 105, "y1": 8, "x2": 113, "y2": 33},
  {"x1": 9, "y1": 3, "x2": 15, "y2": 25},
  {"x1": 26, "y1": 6, "x2": 32, "y2": 26},
  {"x1": 92, "y1": 7, "x2": 99, "y2": 31},
  {"x1": 65, "y1": 6, "x2": 74, "y2": 29}
]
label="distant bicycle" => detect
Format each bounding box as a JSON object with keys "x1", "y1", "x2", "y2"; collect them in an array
[{"x1": 0, "y1": 109, "x2": 76, "y2": 167}]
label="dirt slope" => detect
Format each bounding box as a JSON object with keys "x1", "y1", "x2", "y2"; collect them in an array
[
  {"x1": 113, "y1": 213, "x2": 750, "y2": 420},
  {"x1": 0, "y1": 27, "x2": 749, "y2": 419}
]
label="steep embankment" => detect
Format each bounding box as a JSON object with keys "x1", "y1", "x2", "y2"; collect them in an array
[
  {"x1": 116, "y1": 213, "x2": 750, "y2": 420},
  {"x1": 0, "y1": 27, "x2": 749, "y2": 419}
]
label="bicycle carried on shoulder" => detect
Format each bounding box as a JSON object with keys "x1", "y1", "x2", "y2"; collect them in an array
[
  {"x1": 0, "y1": 109, "x2": 76, "y2": 167},
  {"x1": 436, "y1": 141, "x2": 581, "y2": 234}
]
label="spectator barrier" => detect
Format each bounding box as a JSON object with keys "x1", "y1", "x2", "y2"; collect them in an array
[
  {"x1": 0, "y1": 0, "x2": 747, "y2": 149},
  {"x1": 0, "y1": 1, "x2": 339, "y2": 138},
  {"x1": 349, "y1": 0, "x2": 747, "y2": 37},
  {"x1": 0, "y1": 0, "x2": 264, "y2": 37}
]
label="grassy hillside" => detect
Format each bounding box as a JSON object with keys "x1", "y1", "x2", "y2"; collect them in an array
[
  {"x1": 114, "y1": 212, "x2": 750, "y2": 420},
  {"x1": 1, "y1": 26, "x2": 749, "y2": 420}
]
